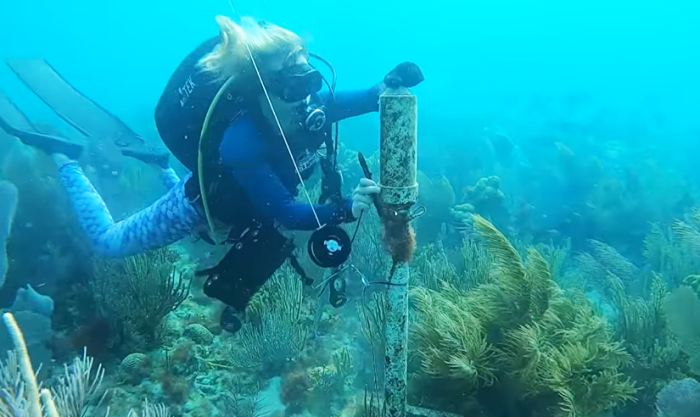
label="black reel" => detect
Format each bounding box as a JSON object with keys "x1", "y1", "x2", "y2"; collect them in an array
[
  {"x1": 308, "y1": 225, "x2": 352, "y2": 308},
  {"x1": 308, "y1": 225, "x2": 351, "y2": 268}
]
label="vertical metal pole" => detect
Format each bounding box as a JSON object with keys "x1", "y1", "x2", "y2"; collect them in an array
[{"x1": 379, "y1": 87, "x2": 418, "y2": 417}]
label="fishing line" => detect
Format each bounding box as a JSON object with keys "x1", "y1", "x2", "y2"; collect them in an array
[
  {"x1": 222, "y1": 9, "x2": 392, "y2": 387},
  {"x1": 360, "y1": 269, "x2": 406, "y2": 395},
  {"x1": 225, "y1": 0, "x2": 322, "y2": 228}
]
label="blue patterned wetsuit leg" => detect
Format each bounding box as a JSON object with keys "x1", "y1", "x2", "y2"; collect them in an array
[
  {"x1": 58, "y1": 161, "x2": 203, "y2": 258},
  {"x1": 160, "y1": 167, "x2": 181, "y2": 190}
]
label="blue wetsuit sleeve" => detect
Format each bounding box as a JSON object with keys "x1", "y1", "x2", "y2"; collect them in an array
[
  {"x1": 220, "y1": 119, "x2": 355, "y2": 230},
  {"x1": 322, "y1": 85, "x2": 383, "y2": 123}
]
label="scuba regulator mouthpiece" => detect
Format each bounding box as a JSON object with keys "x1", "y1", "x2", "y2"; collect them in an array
[
  {"x1": 304, "y1": 95, "x2": 326, "y2": 131},
  {"x1": 268, "y1": 62, "x2": 327, "y2": 132}
]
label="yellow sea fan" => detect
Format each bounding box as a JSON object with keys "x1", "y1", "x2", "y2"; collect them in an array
[
  {"x1": 672, "y1": 219, "x2": 700, "y2": 253},
  {"x1": 649, "y1": 271, "x2": 668, "y2": 311},
  {"x1": 445, "y1": 354, "x2": 480, "y2": 384},
  {"x1": 525, "y1": 248, "x2": 556, "y2": 320},
  {"x1": 540, "y1": 296, "x2": 578, "y2": 336},
  {"x1": 574, "y1": 370, "x2": 637, "y2": 417},
  {"x1": 437, "y1": 280, "x2": 465, "y2": 304},
  {"x1": 418, "y1": 345, "x2": 453, "y2": 378},
  {"x1": 591, "y1": 341, "x2": 633, "y2": 370},
  {"x1": 501, "y1": 322, "x2": 554, "y2": 391},
  {"x1": 462, "y1": 283, "x2": 509, "y2": 325},
  {"x1": 409, "y1": 286, "x2": 434, "y2": 310},
  {"x1": 445, "y1": 333, "x2": 496, "y2": 387},
  {"x1": 587, "y1": 239, "x2": 639, "y2": 283},
  {"x1": 410, "y1": 284, "x2": 495, "y2": 389},
  {"x1": 555, "y1": 310, "x2": 608, "y2": 348},
  {"x1": 473, "y1": 215, "x2": 528, "y2": 290},
  {"x1": 553, "y1": 386, "x2": 580, "y2": 417},
  {"x1": 473, "y1": 215, "x2": 534, "y2": 323},
  {"x1": 548, "y1": 342, "x2": 590, "y2": 385}
]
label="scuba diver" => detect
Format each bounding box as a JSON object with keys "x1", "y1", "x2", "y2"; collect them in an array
[{"x1": 0, "y1": 16, "x2": 424, "y2": 332}]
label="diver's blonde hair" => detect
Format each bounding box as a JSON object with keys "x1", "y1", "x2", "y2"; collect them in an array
[{"x1": 198, "y1": 16, "x2": 308, "y2": 83}]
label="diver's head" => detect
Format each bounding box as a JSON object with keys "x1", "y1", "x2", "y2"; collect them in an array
[
  {"x1": 198, "y1": 16, "x2": 307, "y2": 81},
  {"x1": 265, "y1": 51, "x2": 322, "y2": 103},
  {"x1": 198, "y1": 16, "x2": 325, "y2": 133},
  {"x1": 259, "y1": 51, "x2": 326, "y2": 134}
]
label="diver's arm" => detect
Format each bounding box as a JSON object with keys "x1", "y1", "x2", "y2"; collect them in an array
[
  {"x1": 321, "y1": 85, "x2": 383, "y2": 123},
  {"x1": 322, "y1": 62, "x2": 425, "y2": 123},
  {"x1": 220, "y1": 120, "x2": 355, "y2": 230},
  {"x1": 231, "y1": 162, "x2": 354, "y2": 230}
]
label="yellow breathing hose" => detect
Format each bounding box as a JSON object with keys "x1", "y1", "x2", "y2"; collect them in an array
[{"x1": 197, "y1": 75, "x2": 238, "y2": 245}]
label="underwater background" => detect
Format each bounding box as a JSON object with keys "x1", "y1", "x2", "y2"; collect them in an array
[{"x1": 1, "y1": 0, "x2": 700, "y2": 417}]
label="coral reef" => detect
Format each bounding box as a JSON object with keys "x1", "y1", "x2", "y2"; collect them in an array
[
  {"x1": 609, "y1": 272, "x2": 686, "y2": 417},
  {"x1": 415, "y1": 171, "x2": 460, "y2": 245},
  {"x1": 644, "y1": 222, "x2": 700, "y2": 288},
  {"x1": 5, "y1": 103, "x2": 700, "y2": 417},
  {"x1": 91, "y1": 247, "x2": 191, "y2": 354},
  {"x1": 409, "y1": 216, "x2": 636, "y2": 417},
  {"x1": 662, "y1": 286, "x2": 700, "y2": 374},
  {"x1": 573, "y1": 216, "x2": 700, "y2": 417},
  {"x1": 0, "y1": 312, "x2": 170, "y2": 417},
  {"x1": 656, "y1": 378, "x2": 700, "y2": 417},
  {"x1": 462, "y1": 176, "x2": 506, "y2": 220},
  {"x1": 1, "y1": 144, "x2": 93, "y2": 312},
  {"x1": 230, "y1": 264, "x2": 308, "y2": 378},
  {"x1": 411, "y1": 238, "x2": 492, "y2": 292}
]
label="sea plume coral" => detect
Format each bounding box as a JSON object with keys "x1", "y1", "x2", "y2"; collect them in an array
[
  {"x1": 229, "y1": 264, "x2": 308, "y2": 377},
  {"x1": 410, "y1": 215, "x2": 636, "y2": 417}
]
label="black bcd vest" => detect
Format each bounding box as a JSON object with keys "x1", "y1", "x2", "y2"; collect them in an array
[{"x1": 155, "y1": 37, "x2": 254, "y2": 173}]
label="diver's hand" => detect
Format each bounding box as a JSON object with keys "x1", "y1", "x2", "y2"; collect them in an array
[
  {"x1": 352, "y1": 178, "x2": 381, "y2": 219},
  {"x1": 384, "y1": 62, "x2": 425, "y2": 89}
]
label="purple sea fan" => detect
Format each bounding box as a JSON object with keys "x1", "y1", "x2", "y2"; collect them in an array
[{"x1": 656, "y1": 378, "x2": 700, "y2": 417}]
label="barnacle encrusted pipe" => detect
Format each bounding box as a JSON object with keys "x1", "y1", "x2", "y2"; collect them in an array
[{"x1": 379, "y1": 86, "x2": 418, "y2": 417}]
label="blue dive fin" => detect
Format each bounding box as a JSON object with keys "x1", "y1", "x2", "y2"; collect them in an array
[
  {"x1": 0, "y1": 90, "x2": 84, "y2": 159},
  {"x1": 6, "y1": 59, "x2": 170, "y2": 168}
]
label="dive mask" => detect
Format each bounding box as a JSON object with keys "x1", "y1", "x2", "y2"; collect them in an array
[{"x1": 269, "y1": 63, "x2": 323, "y2": 103}]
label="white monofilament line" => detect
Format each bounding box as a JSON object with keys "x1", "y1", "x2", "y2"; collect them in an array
[{"x1": 226, "y1": 2, "x2": 323, "y2": 228}]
